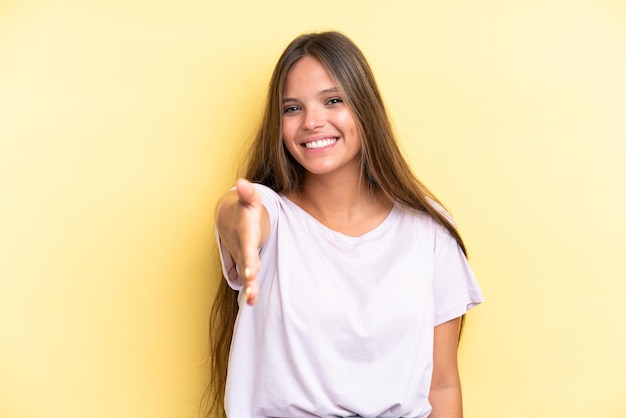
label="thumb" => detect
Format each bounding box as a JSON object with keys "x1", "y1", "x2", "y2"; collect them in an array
[{"x1": 235, "y1": 178, "x2": 261, "y2": 208}]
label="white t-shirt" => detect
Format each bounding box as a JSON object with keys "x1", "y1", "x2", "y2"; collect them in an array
[{"x1": 217, "y1": 184, "x2": 483, "y2": 418}]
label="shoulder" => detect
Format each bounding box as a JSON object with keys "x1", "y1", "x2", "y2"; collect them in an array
[
  {"x1": 425, "y1": 197, "x2": 456, "y2": 227},
  {"x1": 394, "y1": 201, "x2": 459, "y2": 247},
  {"x1": 251, "y1": 183, "x2": 278, "y2": 198},
  {"x1": 250, "y1": 183, "x2": 285, "y2": 206},
  {"x1": 250, "y1": 183, "x2": 293, "y2": 226},
  {"x1": 395, "y1": 201, "x2": 449, "y2": 229}
]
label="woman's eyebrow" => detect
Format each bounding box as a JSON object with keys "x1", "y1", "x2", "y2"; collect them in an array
[
  {"x1": 319, "y1": 87, "x2": 338, "y2": 95},
  {"x1": 283, "y1": 87, "x2": 339, "y2": 103}
]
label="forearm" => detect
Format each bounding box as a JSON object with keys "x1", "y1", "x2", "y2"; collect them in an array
[{"x1": 428, "y1": 384, "x2": 462, "y2": 418}]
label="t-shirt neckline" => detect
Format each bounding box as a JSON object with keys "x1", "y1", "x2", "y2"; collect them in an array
[{"x1": 281, "y1": 197, "x2": 401, "y2": 244}]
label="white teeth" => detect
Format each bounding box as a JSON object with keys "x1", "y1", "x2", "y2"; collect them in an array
[{"x1": 304, "y1": 138, "x2": 338, "y2": 149}]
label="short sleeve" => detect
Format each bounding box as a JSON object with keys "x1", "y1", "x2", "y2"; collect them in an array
[
  {"x1": 215, "y1": 183, "x2": 280, "y2": 290},
  {"x1": 432, "y1": 228, "x2": 484, "y2": 326}
]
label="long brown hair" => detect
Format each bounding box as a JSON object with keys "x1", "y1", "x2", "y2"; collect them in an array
[{"x1": 204, "y1": 31, "x2": 466, "y2": 418}]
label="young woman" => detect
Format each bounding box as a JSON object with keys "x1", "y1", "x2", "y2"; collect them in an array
[{"x1": 208, "y1": 31, "x2": 483, "y2": 418}]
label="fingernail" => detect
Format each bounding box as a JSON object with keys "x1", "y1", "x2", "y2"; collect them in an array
[
  {"x1": 244, "y1": 267, "x2": 251, "y2": 279},
  {"x1": 244, "y1": 285, "x2": 251, "y2": 301}
]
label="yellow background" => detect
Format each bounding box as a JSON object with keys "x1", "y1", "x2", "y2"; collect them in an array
[{"x1": 1, "y1": 1, "x2": 625, "y2": 417}]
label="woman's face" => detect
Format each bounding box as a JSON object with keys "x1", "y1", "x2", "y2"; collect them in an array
[{"x1": 281, "y1": 56, "x2": 361, "y2": 179}]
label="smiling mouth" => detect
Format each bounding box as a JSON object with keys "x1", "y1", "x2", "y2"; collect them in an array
[{"x1": 303, "y1": 137, "x2": 338, "y2": 149}]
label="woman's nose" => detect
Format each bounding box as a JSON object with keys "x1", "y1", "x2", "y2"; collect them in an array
[{"x1": 303, "y1": 107, "x2": 325, "y2": 130}]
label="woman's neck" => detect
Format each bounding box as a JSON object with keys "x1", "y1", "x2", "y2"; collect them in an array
[
  {"x1": 300, "y1": 175, "x2": 369, "y2": 212},
  {"x1": 290, "y1": 173, "x2": 393, "y2": 236}
]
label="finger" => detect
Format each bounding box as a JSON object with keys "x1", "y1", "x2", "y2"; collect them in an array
[
  {"x1": 234, "y1": 178, "x2": 262, "y2": 305},
  {"x1": 243, "y1": 268, "x2": 259, "y2": 305},
  {"x1": 242, "y1": 246, "x2": 260, "y2": 302}
]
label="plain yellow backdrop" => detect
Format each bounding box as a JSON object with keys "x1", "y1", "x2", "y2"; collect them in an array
[{"x1": 1, "y1": 1, "x2": 625, "y2": 417}]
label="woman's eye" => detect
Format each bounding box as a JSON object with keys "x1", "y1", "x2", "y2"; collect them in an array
[
  {"x1": 284, "y1": 106, "x2": 299, "y2": 114},
  {"x1": 327, "y1": 98, "x2": 343, "y2": 105}
]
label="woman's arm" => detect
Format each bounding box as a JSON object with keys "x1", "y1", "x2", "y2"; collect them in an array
[
  {"x1": 215, "y1": 178, "x2": 270, "y2": 305},
  {"x1": 428, "y1": 317, "x2": 463, "y2": 418}
]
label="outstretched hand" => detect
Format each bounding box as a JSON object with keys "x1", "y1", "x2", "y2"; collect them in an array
[{"x1": 217, "y1": 179, "x2": 265, "y2": 305}]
